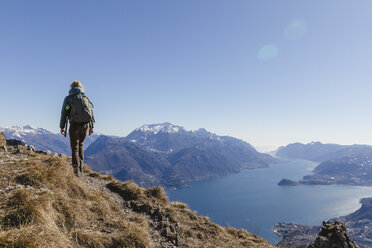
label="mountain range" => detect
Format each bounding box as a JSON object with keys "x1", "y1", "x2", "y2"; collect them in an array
[
  {"x1": 6, "y1": 125, "x2": 372, "y2": 188},
  {"x1": 276, "y1": 142, "x2": 372, "y2": 186},
  {"x1": 86, "y1": 123, "x2": 277, "y2": 188},
  {"x1": 275, "y1": 141, "x2": 372, "y2": 162},
  {"x1": 0, "y1": 123, "x2": 278, "y2": 188}
]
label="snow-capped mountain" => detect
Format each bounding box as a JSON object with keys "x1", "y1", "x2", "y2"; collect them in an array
[
  {"x1": 132, "y1": 123, "x2": 217, "y2": 138},
  {"x1": 0, "y1": 125, "x2": 99, "y2": 154},
  {"x1": 86, "y1": 122, "x2": 278, "y2": 188},
  {"x1": 127, "y1": 122, "x2": 218, "y2": 153},
  {"x1": 0, "y1": 125, "x2": 51, "y2": 140}
]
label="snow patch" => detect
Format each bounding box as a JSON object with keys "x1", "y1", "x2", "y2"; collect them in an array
[
  {"x1": 0, "y1": 125, "x2": 52, "y2": 141},
  {"x1": 136, "y1": 123, "x2": 184, "y2": 135}
]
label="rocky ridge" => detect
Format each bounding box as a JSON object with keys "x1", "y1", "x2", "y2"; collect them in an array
[{"x1": 308, "y1": 221, "x2": 359, "y2": 248}]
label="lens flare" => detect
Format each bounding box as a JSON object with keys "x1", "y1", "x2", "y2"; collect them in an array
[{"x1": 257, "y1": 44, "x2": 278, "y2": 61}]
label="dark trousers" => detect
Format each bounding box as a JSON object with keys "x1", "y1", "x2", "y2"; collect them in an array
[{"x1": 69, "y1": 122, "x2": 89, "y2": 170}]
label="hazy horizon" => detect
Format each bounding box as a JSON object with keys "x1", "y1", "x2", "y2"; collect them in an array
[{"x1": 1, "y1": 1, "x2": 372, "y2": 149}]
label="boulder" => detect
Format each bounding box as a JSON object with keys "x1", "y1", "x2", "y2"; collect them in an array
[
  {"x1": 27, "y1": 145, "x2": 36, "y2": 152},
  {"x1": 6, "y1": 139, "x2": 25, "y2": 147},
  {"x1": 308, "y1": 221, "x2": 359, "y2": 248}
]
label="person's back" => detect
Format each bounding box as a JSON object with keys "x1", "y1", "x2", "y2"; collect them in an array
[{"x1": 60, "y1": 81, "x2": 95, "y2": 177}]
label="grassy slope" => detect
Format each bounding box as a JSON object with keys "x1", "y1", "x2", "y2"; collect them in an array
[{"x1": 0, "y1": 146, "x2": 274, "y2": 248}]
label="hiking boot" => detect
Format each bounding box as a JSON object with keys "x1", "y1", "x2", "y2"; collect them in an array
[{"x1": 73, "y1": 167, "x2": 80, "y2": 177}]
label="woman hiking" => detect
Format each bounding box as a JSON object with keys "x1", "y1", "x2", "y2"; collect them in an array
[{"x1": 59, "y1": 81, "x2": 95, "y2": 177}]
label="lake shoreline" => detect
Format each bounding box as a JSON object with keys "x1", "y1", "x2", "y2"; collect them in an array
[{"x1": 167, "y1": 159, "x2": 372, "y2": 244}]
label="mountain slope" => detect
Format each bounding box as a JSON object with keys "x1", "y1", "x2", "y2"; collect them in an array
[
  {"x1": 85, "y1": 136, "x2": 239, "y2": 188},
  {"x1": 86, "y1": 123, "x2": 278, "y2": 188},
  {"x1": 85, "y1": 136, "x2": 172, "y2": 187},
  {"x1": 194, "y1": 136, "x2": 276, "y2": 168},
  {"x1": 166, "y1": 147, "x2": 234, "y2": 182},
  {"x1": 0, "y1": 134, "x2": 274, "y2": 248}
]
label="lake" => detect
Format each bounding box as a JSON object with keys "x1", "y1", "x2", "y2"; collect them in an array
[{"x1": 166, "y1": 159, "x2": 372, "y2": 244}]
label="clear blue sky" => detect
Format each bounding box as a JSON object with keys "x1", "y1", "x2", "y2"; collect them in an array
[{"x1": 1, "y1": 0, "x2": 372, "y2": 150}]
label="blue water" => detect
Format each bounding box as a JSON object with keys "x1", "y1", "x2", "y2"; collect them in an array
[{"x1": 166, "y1": 159, "x2": 372, "y2": 244}]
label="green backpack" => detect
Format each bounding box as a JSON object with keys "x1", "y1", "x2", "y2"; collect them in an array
[{"x1": 68, "y1": 93, "x2": 94, "y2": 123}]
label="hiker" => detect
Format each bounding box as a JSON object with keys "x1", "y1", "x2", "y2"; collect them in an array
[{"x1": 59, "y1": 81, "x2": 95, "y2": 177}]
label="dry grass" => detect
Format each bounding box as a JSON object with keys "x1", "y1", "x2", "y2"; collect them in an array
[
  {"x1": 145, "y1": 187, "x2": 168, "y2": 204},
  {"x1": 83, "y1": 166, "x2": 114, "y2": 181},
  {"x1": 0, "y1": 153, "x2": 151, "y2": 248},
  {"x1": 107, "y1": 181, "x2": 169, "y2": 207},
  {"x1": 107, "y1": 181, "x2": 145, "y2": 201}
]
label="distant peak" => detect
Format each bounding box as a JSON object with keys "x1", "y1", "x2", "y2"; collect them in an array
[
  {"x1": 11, "y1": 125, "x2": 38, "y2": 130},
  {"x1": 2, "y1": 125, "x2": 51, "y2": 136},
  {"x1": 309, "y1": 141, "x2": 322, "y2": 145},
  {"x1": 195, "y1": 128, "x2": 207, "y2": 132},
  {"x1": 135, "y1": 123, "x2": 185, "y2": 135},
  {"x1": 23, "y1": 125, "x2": 37, "y2": 130}
]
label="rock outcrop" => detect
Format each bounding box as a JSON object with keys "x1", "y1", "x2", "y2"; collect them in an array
[{"x1": 308, "y1": 221, "x2": 359, "y2": 248}]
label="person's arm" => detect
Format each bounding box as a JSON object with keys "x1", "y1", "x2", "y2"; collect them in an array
[
  {"x1": 88, "y1": 118, "x2": 95, "y2": 136},
  {"x1": 89, "y1": 127, "x2": 94, "y2": 136},
  {"x1": 89, "y1": 101, "x2": 95, "y2": 136},
  {"x1": 59, "y1": 97, "x2": 69, "y2": 136}
]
